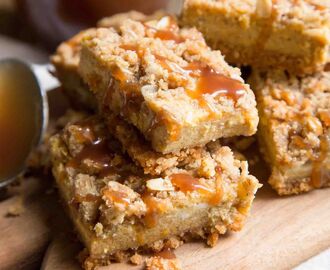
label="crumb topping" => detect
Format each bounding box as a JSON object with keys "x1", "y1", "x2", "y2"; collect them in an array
[
  {"x1": 252, "y1": 69, "x2": 330, "y2": 188},
  {"x1": 184, "y1": 0, "x2": 330, "y2": 29},
  {"x1": 81, "y1": 17, "x2": 252, "y2": 117},
  {"x1": 50, "y1": 116, "x2": 259, "y2": 232}
]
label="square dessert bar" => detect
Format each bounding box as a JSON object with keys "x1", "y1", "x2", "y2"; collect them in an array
[
  {"x1": 79, "y1": 16, "x2": 258, "y2": 153},
  {"x1": 49, "y1": 116, "x2": 260, "y2": 265},
  {"x1": 250, "y1": 68, "x2": 330, "y2": 195},
  {"x1": 181, "y1": 0, "x2": 330, "y2": 74}
]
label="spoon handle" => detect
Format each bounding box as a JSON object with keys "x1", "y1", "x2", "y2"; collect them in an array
[{"x1": 31, "y1": 64, "x2": 60, "y2": 92}]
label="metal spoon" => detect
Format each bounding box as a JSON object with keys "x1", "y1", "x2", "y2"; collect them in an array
[{"x1": 0, "y1": 58, "x2": 59, "y2": 188}]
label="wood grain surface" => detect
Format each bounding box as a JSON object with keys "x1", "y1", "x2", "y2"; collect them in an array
[
  {"x1": 0, "y1": 177, "x2": 52, "y2": 270},
  {"x1": 41, "y1": 184, "x2": 330, "y2": 270}
]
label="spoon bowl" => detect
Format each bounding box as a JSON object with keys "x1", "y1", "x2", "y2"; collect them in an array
[{"x1": 0, "y1": 59, "x2": 48, "y2": 188}]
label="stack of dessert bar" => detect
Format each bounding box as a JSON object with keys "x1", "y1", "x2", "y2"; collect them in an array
[
  {"x1": 50, "y1": 15, "x2": 261, "y2": 267},
  {"x1": 182, "y1": 0, "x2": 330, "y2": 195}
]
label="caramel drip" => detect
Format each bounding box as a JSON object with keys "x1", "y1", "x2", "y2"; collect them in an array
[
  {"x1": 188, "y1": 64, "x2": 246, "y2": 101},
  {"x1": 152, "y1": 28, "x2": 184, "y2": 43},
  {"x1": 111, "y1": 65, "x2": 127, "y2": 82},
  {"x1": 74, "y1": 126, "x2": 95, "y2": 144},
  {"x1": 67, "y1": 139, "x2": 112, "y2": 170},
  {"x1": 154, "y1": 56, "x2": 246, "y2": 116},
  {"x1": 170, "y1": 173, "x2": 213, "y2": 195},
  {"x1": 142, "y1": 193, "x2": 166, "y2": 228},
  {"x1": 311, "y1": 136, "x2": 329, "y2": 188},
  {"x1": 145, "y1": 17, "x2": 184, "y2": 43},
  {"x1": 119, "y1": 44, "x2": 144, "y2": 58},
  {"x1": 103, "y1": 189, "x2": 130, "y2": 205},
  {"x1": 170, "y1": 173, "x2": 222, "y2": 205},
  {"x1": 66, "y1": 123, "x2": 112, "y2": 172}
]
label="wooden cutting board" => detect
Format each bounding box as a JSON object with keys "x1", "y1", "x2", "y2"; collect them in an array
[{"x1": 40, "y1": 178, "x2": 330, "y2": 270}]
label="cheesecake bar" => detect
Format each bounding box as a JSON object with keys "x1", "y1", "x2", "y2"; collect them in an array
[
  {"x1": 181, "y1": 0, "x2": 330, "y2": 74},
  {"x1": 79, "y1": 16, "x2": 258, "y2": 153},
  {"x1": 250, "y1": 68, "x2": 330, "y2": 195},
  {"x1": 49, "y1": 116, "x2": 260, "y2": 266},
  {"x1": 51, "y1": 11, "x2": 165, "y2": 110}
]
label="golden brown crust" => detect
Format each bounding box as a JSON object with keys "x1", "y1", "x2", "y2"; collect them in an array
[
  {"x1": 250, "y1": 69, "x2": 330, "y2": 195},
  {"x1": 181, "y1": 0, "x2": 330, "y2": 74},
  {"x1": 49, "y1": 115, "x2": 260, "y2": 264},
  {"x1": 79, "y1": 16, "x2": 258, "y2": 153},
  {"x1": 97, "y1": 10, "x2": 167, "y2": 28}
]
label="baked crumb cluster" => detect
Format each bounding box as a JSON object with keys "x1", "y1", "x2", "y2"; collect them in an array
[{"x1": 251, "y1": 69, "x2": 330, "y2": 194}]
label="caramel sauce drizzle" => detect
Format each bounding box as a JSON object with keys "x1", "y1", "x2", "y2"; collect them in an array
[
  {"x1": 188, "y1": 64, "x2": 246, "y2": 101},
  {"x1": 142, "y1": 193, "x2": 166, "y2": 228},
  {"x1": 144, "y1": 16, "x2": 184, "y2": 43},
  {"x1": 66, "y1": 121, "x2": 113, "y2": 174},
  {"x1": 74, "y1": 125, "x2": 95, "y2": 144},
  {"x1": 170, "y1": 173, "x2": 213, "y2": 195},
  {"x1": 155, "y1": 56, "x2": 246, "y2": 116},
  {"x1": 170, "y1": 173, "x2": 222, "y2": 205},
  {"x1": 67, "y1": 139, "x2": 112, "y2": 170},
  {"x1": 311, "y1": 136, "x2": 329, "y2": 188},
  {"x1": 103, "y1": 189, "x2": 130, "y2": 205}
]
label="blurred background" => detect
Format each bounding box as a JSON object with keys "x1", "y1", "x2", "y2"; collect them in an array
[{"x1": 0, "y1": 0, "x2": 182, "y2": 60}]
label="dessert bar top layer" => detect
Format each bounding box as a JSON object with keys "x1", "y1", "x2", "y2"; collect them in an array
[
  {"x1": 251, "y1": 69, "x2": 330, "y2": 166},
  {"x1": 51, "y1": 11, "x2": 167, "y2": 72},
  {"x1": 182, "y1": 0, "x2": 330, "y2": 74},
  {"x1": 51, "y1": 29, "x2": 96, "y2": 72},
  {"x1": 79, "y1": 16, "x2": 258, "y2": 153},
  {"x1": 184, "y1": 0, "x2": 330, "y2": 24},
  {"x1": 250, "y1": 68, "x2": 330, "y2": 193},
  {"x1": 50, "y1": 115, "x2": 259, "y2": 238}
]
